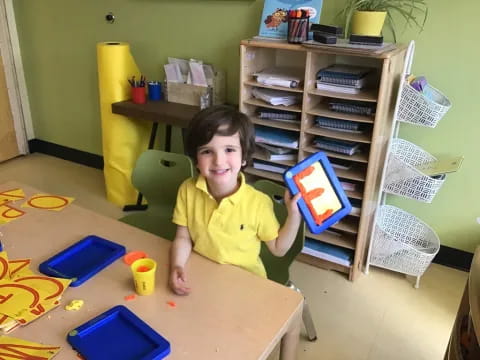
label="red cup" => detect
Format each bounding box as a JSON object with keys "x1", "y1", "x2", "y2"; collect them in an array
[{"x1": 131, "y1": 86, "x2": 146, "y2": 104}]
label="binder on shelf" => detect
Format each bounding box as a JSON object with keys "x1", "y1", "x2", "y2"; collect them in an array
[
  {"x1": 314, "y1": 137, "x2": 361, "y2": 156},
  {"x1": 315, "y1": 117, "x2": 361, "y2": 131},
  {"x1": 255, "y1": 126, "x2": 299, "y2": 149},
  {"x1": 303, "y1": 238, "x2": 354, "y2": 266}
]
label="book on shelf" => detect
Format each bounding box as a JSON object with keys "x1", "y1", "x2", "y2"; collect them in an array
[
  {"x1": 255, "y1": 126, "x2": 299, "y2": 149},
  {"x1": 256, "y1": 107, "x2": 301, "y2": 124},
  {"x1": 316, "y1": 82, "x2": 361, "y2": 94},
  {"x1": 415, "y1": 156, "x2": 464, "y2": 177},
  {"x1": 252, "y1": 87, "x2": 302, "y2": 106},
  {"x1": 315, "y1": 116, "x2": 361, "y2": 131},
  {"x1": 254, "y1": 66, "x2": 304, "y2": 89},
  {"x1": 258, "y1": 0, "x2": 323, "y2": 39},
  {"x1": 314, "y1": 137, "x2": 360, "y2": 156},
  {"x1": 256, "y1": 145, "x2": 297, "y2": 161},
  {"x1": 340, "y1": 181, "x2": 357, "y2": 192},
  {"x1": 253, "y1": 159, "x2": 289, "y2": 174},
  {"x1": 303, "y1": 238, "x2": 354, "y2": 266},
  {"x1": 316, "y1": 64, "x2": 374, "y2": 80},
  {"x1": 329, "y1": 100, "x2": 376, "y2": 116}
]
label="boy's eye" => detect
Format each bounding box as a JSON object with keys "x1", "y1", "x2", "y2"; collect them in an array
[
  {"x1": 226, "y1": 148, "x2": 236, "y2": 153},
  {"x1": 199, "y1": 149, "x2": 211, "y2": 155}
]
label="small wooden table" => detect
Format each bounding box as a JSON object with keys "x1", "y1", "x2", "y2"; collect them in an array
[
  {"x1": 2, "y1": 181, "x2": 303, "y2": 360},
  {"x1": 111, "y1": 100, "x2": 199, "y2": 211}
]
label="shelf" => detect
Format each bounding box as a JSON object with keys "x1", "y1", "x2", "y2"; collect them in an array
[
  {"x1": 305, "y1": 125, "x2": 372, "y2": 144},
  {"x1": 302, "y1": 145, "x2": 369, "y2": 163},
  {"x1": 335, "y1": 165, "x2": 366, "y2": 182},
  {"x1": 307, "y1": 104, "x2": 375, "y2": 124},
  {"x1": 308, "y1": 87, "x2": 378, "y2": 103},
  {"x1": 244, "y1": 167, "x2": 283, "y2": 182},
  {"x1": 306, "y1": 229, "x2": 356, "y2": 250},
  {"x1": 251, "y1": 117, "x2": 301, "y2": 131},
  {"x1": 244, "y1": 98, "x2": 302, "y2": 113},
  {"x1": 252, "y1": 152, "x2": 296, "y2": 167},
  {"x1": 345, "y1": 189, "x2": 363, "y2": 200},
  {"x1": 296, "y1": 253, "x2": 351, "y2": 276},
  {"x1": 244, "y1": 80, "x2": 304, "y2": 94}
]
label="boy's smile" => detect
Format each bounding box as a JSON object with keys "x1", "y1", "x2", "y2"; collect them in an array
[{"x1": 196, "y1": 130, "x2": 245, "y2": 201}]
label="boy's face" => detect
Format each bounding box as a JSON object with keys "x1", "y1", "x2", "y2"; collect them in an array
[{"x1": 196, "y1": 129, "x2": 244, "y2": 195}]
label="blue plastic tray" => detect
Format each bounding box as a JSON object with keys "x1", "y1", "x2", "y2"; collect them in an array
[
  {"x1": 39, "y1": 235, "x2": 126, "y2": 287},
  {"x1": 284, "y1": 152, "x2": 352, "y2": 234},
  {"x1": 67, "y1": 305, "x2": 170, "y2": 360}
]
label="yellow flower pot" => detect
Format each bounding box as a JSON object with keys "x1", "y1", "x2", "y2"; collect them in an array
[{"x1": 351, "y1": 10, "x2": 387, "y2": 36}]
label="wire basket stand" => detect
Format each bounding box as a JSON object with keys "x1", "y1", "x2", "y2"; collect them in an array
[{"x1": 365, "y1": 41, "x2": 446, "y2": 288}]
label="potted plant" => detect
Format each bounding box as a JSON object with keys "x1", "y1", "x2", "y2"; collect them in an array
[{"x1": 338, "y1": 0, "x2": 428, "y2": 42}]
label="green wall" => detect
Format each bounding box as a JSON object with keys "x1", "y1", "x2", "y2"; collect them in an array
[{"x1": 13, "y1": 0, "x2": 480, "y2": 252}]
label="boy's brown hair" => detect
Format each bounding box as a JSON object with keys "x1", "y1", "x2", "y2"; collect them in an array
[{"x1": 185, "y1": 105, "x2": 255, "y2": 168}]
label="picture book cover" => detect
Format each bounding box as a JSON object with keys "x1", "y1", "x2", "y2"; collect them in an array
[{"x1": 258, "y1": 0, "x2": 323, "y2": 39}]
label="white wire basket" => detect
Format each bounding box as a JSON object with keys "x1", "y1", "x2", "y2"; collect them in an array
[
  {"x1": 397, "y1": 80, "x2": 451, "y2": 128},
  {"x1": 383, "y1": 138, "x2": 445, "y2": 203},
  {"x1": 370, "y1": 205, "x2": 440, "y2": 277}
]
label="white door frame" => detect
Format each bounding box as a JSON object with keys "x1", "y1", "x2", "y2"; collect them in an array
[{"x1": 0, "y1": 0, "x2": 34, "y2": 154}]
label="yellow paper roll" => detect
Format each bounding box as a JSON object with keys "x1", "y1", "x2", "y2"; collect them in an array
[{"x1": 97, "y1": 42, "x2": 150, "y2": 206}]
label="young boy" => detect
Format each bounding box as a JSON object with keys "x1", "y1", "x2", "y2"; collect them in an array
[{"x1": 169, "y1": 105, "x2": 301, "y2": 295}]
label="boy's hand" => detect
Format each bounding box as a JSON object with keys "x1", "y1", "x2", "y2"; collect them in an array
[
  {"x1": 284, "y1": 190, "x2": 302, "y2": 217},
  {"x1": 169, "y1": 265, "x2": 191, "y2": 296}
]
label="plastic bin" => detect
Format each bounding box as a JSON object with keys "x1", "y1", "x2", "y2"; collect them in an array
[
  {"x1": 397, "y1": 80, "x2": 451, "y2": 128},
  {"x1": 370, "y1": 205, "x2": 440, "y2": 277},
  {"x1": 383, "y1": 138, "x2": 445, "y2": 203}
]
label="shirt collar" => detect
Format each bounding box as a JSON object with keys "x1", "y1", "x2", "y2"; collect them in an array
[{"x1": 195, "y1": 173, "x2": 246, "y2": 205}]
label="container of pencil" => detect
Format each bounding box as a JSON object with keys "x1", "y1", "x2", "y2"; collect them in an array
[
  {"x1": 131, "y1": 86, "x2": 146, "y2": 104},
  {"x1": 287, "y1": 12, "x2": 309, "y2": 44}
]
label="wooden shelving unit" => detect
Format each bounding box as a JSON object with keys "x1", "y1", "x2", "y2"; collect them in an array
[{"x1": 240, "y1": 39, "x2": 407, "y2": 281}]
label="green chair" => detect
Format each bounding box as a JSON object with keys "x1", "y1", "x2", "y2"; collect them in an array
[
  {"x1": 120, "y1": 150, "x2": 194, "y2": 240},
  {"x1": 254, "y1": 179, "x2": 318, "y2": 341}
]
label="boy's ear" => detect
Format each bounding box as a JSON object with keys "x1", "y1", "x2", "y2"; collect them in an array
[{"x1": 242, "y1": 160, "x2": 247, "y2": 166}]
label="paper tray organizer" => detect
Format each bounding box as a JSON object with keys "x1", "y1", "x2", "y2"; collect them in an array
[
  {"x1": 39, "y1": 235, "x2": 126, "y2": 287},
  {"x1": 67, "y1": 305, "x2": 170, "y2": 360}
]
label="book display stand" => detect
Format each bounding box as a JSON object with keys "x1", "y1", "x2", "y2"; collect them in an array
[
  {"x1": 365, "y1": 41, "x2": 453, "y2": 288},
  {"x1": 239, "y1": 38, "x2": 407, "y2": 281}
]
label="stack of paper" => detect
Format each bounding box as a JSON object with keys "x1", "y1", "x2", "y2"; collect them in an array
[
  {"x1": 254, "y1": 66, "x2": 304, "y2": 89},
  {"x1": 252, "y1": 87, "x2": 302, "y2": 106},
  {"x1": 0, "y1": 250, "x2": 71, "y2": 333},
  {"x1": 256, "y1": 144, "x2": 297, "y2": 161}
]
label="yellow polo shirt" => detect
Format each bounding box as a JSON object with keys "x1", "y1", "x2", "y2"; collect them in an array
[{"x1": 172, "y1": 173, "x2": 279, "y2": 277}]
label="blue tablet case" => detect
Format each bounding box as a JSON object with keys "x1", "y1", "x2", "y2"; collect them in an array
[
  {"x1": 39, "y1": 235, "x2": 126, "y2": 287},
  {"x1": 67, "y1": 305, "x2": 171, "y2": 360},
  {"x1": 283, "y1": 151, "x2": 352, "y2": 234}
]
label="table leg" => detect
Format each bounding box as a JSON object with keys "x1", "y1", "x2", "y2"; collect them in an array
[
  {"x1": 122, "y1": 122, "x2": 159, "y2": 212},
  {"x1": 279, "y1": 304, "x2": 302, "y2": 360}
]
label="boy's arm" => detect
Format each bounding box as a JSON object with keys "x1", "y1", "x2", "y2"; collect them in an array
[
  {"x1": 266, "y1": 191, "x2": 302, "y2": 257},
  {"x1": 169, "y1": 225, "x2": 193, "y2": 295}
]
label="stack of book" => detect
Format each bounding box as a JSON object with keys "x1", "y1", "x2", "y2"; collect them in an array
[
  {"x1": 314, "y1": 137, "x2": 361, "y2": 156},
  {"x1": 253, "y1": 159, "x2": 289, "y2": 174},
  {"x1": 252, "y1": 87, "x2": 302, "y2": 106},
  {"x1": 256, "y1": 143, "x2": 297, "y2": 161},
  {"x1": 316, "y1": 64, "x2": 374, "y2": 94},
  {"x1": 315, "y1": 116, "x2": 363, "y2": 133},
  {"x1": 328, "y1": 99, "x2": 376, "y2": 116},
  {"x1": 255, "y1": 126, "x2": 299, "y2": 149},
  {"x1": 254, "y1": 66, "x2": 304, "y2": 89},
  {"x1": 257, "y1": 107, "x2": 300, "y2": 124},
  {"x1": 303, "y1": 238, "x2": 354, "y2": 267}
]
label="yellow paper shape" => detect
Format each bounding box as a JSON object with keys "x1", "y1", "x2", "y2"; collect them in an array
[
  {"x1": 0, "y1": 336, "x2": 60, "y2": 359},
  {"x1": 0, "y1": 203, "x2": 25, "y2": 223},
  {"x1": 0, "y1": 313, "x2": 19, "y2": 333},
  {"x1": 0, "y1": 251, "x2": 10, "y2": 281},
  {"x1": 0, "y1": 188, "x2": 25, "y2": 204},
  {"x1": 22, "y1": 194, "x2": 74, "y2": 211}
]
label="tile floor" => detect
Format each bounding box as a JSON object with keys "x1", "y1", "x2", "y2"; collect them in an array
[{"x1": 0, "y1": 153, "x2": 468, "y2": 360}]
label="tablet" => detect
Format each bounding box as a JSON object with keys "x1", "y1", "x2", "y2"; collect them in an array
[
  {"x1": 284, "y1": 152, "x2": 352, "y2": 234},
  {"x1": 67, "y1": 305, "x2": 170, "y2": 360},
  {"x1": 39, "y1": 235, "x2": 126, "y2": 287}
]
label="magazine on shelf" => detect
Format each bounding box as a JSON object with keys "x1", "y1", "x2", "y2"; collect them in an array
[{"x1": 258, "y1": 0, "x2": 323, "y2": 39}]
